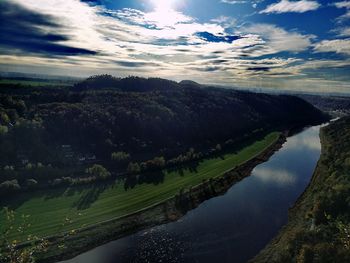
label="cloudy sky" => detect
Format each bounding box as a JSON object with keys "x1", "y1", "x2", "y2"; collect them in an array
[{"x1": 0, "y1": 0, "x2": 349, "y2": 93}]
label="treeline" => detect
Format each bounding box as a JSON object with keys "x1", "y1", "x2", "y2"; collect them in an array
[
  {"x1": 0, "y1": 178, "x2": 38, "y2": 195},
  {"x1": 50, "y1": 164, "x2": 111, "y2": 187},
  {"x1": 0, "y1": 164, "x2": 111, "y2": 195}
]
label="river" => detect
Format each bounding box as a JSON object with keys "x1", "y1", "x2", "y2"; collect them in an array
[{"x1": 60, "y1": 124, "x2": 323, "y2": 263}]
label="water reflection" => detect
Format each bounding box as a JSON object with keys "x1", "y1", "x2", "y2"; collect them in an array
[
  {"x1": 254, "y1": 167, "x2": 296, "y2": 185},
  {"x1": 60, "y1": 125, "x2": 323, "y2": 263},
  {"x1": 286, "y1": 126, "x2": 321, "y2": 151}
]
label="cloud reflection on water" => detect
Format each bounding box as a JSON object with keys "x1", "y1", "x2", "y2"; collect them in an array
[
  {"x1": 286, "y1": 126, "x2": 321, "y2": 151},
  {"x1": 253, "y1": 167, "x2": 297, "y2": 186}
]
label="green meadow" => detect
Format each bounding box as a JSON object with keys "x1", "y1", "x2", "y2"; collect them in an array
[{"x1": 0, "y1": 132, "x2": 280, "y2": 242}]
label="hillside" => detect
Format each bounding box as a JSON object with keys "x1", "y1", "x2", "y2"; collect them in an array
[
  {"x1": 298, "y1": 94, "x2": 350, "y2": 117},
  {"x1": 0, "y1": 76, "x2": 328, "y2": 190},
  {"x1": 251, "y1": 117, "x2": 350, "y2": 263}
]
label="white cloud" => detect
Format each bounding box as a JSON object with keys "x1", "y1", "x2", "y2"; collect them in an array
[
  {"x1": 338, "y1": 27, "x2": 350, "y2": 36},
  {"x1": 314, "y1": 39, "x2": 350, "y2": 55},
  {"x1": 260, "y1": 0, "x2": 320, "y2": 14},
  {"x1": 337, "y1": 10, "x2": 350, "y2": 22},
  {"x1": 334, "y1": 1, "x2": 350, "y2": 9},
  {"x1": 332, "y1": 26, "x2": 350, "y2": 37},
  {"x1": 211, "y1": 16, "x2": 237, "y2": 28},
  {"x1": 239, "y1": 24, "x2": 314, "y2": 54},
  {"x1": 221, "y1": 0, "x2": 264, "y2": 8},
  {"x1": 333, "y1": 1, "x2": 350, "y2": 22},
  {"x1": 221, "y1": 0, "x2": 248, "y2": 3}
]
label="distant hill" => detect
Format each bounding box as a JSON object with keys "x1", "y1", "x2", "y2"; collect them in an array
[
  {"x1": 179, "y1": 80, "x2": 202, "y2": 87},
  {"x1": 298, "y1": 94, "x2": 350, "y2": 117},
  {"x1": 72, "y1": 75, "x2": 180, "y2": 92}
]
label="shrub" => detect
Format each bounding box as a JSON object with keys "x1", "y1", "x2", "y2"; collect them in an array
[
  {"x1": 86, "y1": 164, "x2": 111, "y2": 179},
  {"x1": 26, "y1": 179, "x2": 38, "y2": 188},
  {"x1": 127, "y1": 162, "x2": 141, "y2": 174},
  {"x1": 0, "y1": 179, "x2": 21, "y2": 195},
  {"x1": 111, "y1": 151, "x2": 130, "y2": 163},
  {"x1": 0, "y1": 125, "x2": 8, "y2": 135}
]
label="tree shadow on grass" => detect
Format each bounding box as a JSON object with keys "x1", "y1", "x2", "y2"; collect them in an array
[
  {"x1": 44, "y1": 187, "x2": 67, "y2": 200},
  {"x1": 122, "y1": 158, "x2": 206, "y2": 191},
  {"x1": 0, "y1": 187, "x2": 68, "y2": 211},
  {"x1": 166, "y1": 159, "x2": 201, "y2": 177},
  {"x1": 72, "y1": 182, "x2": 110, "y2": 210},
  {"x1": 123, "y1": 170, "x2": 166, "y2": 191}
]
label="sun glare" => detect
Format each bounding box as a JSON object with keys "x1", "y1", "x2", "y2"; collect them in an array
[
  {"x1": 146, "y1": 0, "x2": 188, "y2": 28},
  {"x1": 150, "y1": 0, "x2": 178, "y2": 11}
]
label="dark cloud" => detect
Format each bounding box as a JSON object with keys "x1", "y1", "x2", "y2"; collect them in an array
[
  {"x1": 194, "y1": 66, "x2": 222, "y2": 72},
  {"x1": 211, "y1": 59, "x2": 230, "y2": 64},
  {"x1": 246, "y1": 67, "x2": 270, "y2": 72},
  {"x1": 196, "y1": 32, "x2": 241, "y2": 43},
  {"x1": 80, "y1": 0, "x2": 103, "y2": 3},
  {"x1": 0, "y1": 1, "x2": 97, "y2": 56},
  {"x1": 115, "y1": 60, "x2": 160, "y2": 68}
]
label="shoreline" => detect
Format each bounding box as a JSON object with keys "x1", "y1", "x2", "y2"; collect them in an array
[
  {"x1": 249, "y1": 121, "x2": 335, "y2": 263},
  {"x1": 35, "y1": 132, "x2": 287, "y2": 263}
]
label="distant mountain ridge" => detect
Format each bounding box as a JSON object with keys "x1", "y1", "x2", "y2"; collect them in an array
[{"x1": 72, "y1": 75, "x2": 181, "y2": 92}]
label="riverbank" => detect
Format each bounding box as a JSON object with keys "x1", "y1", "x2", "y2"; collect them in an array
[
  {"x1": 32, "y1": 132, "x2": 287, "y2": 263},
  {"x1": 251, "y1": 117, "x2": 350, "y2": 263}
]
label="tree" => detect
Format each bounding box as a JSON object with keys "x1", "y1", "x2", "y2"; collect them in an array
[
  {"x1": 152, "y1": 156, "x2": 166, "y2": 168},
  {"x1": 296, "y1": 245, "x2": 314, "y2": 263},
  {"x1": 25, "y1": 163, "x2": 34, "y2": 170},
  {"x1": 0, "y1": 180, "x2": 21, "y2": 195},
  {"x1": 111, "y1": 151, "x2": 130, "y2": 163},
  {"x1": 0, "y1": 112, "x2": 9, "y2": 124},
  {"x1": 0, "y1": 125, "x2": 8, "y2": 135},
  {"x1": 4, "y1": 165, "x2": 14, "y2": 171},
  {"x1": 127, "y1": 162, "x2": 141, "y2": 174},
  {"x1": 215, "y1": 144, "x2": 222, "y2": 152},
  {"x1": 26, "y1": 179, "x2": 38, "y2": 188},
  {"x1": 86, "y1": 164, "x2": 111, "y2": 179}
]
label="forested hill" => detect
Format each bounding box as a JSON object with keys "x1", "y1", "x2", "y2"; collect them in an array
[
  {"x1": 0, "y1": 75, "x2": 328, "y2": 173},
  {"x1": 72, "y1": 75, "x2": 180, "y2": 92}
]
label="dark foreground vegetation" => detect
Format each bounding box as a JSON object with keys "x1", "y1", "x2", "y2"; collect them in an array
[
  {"x1": 252, "y1": 117, "x2": 350, "y2": 263},
  {"x1": 0, "y1": 75, "x2": 328, "y2": 195}
]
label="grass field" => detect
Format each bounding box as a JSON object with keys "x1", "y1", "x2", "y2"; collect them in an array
[{"x1": 0, "y1": 132, "x2": 280, "y2": 242}]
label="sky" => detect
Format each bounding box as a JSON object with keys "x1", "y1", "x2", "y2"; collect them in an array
[{"x1": 0, "y1": 0, "x2": 349, "y2": 93}]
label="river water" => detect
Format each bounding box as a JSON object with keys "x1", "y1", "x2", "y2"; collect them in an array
[{"x1": 60, "y1": 125, "x2": 323, "y2": 263}]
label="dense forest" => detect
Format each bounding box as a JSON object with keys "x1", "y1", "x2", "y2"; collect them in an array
[
  {"x1": 252, "y1": 116, "x2": 350, "y2": 263},
  {"x1": 0, "y1": 75, "x2": 328, "y2": 194}
]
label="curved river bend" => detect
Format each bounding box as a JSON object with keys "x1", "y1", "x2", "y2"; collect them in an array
[{"x1": 60, "y1": 125, "x2": 323, "y2": 263}]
